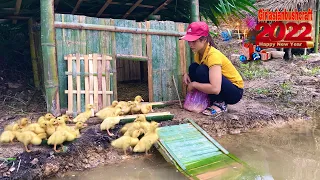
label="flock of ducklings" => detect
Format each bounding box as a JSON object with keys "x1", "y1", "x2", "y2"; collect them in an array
[
  {"x1": 111, "y1": 114, "x2": 159, "y2": 157},
  {"x1": 0, "y1": 114, "x2": 86, "y2": 152},
  {"x1": 0, "y1": 95, "x2": 159, "y2": 156}
]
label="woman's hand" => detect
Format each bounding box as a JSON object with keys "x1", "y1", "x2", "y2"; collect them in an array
[
  {"x1": 183, "y1": 73, "x2": 191, "y2": 85},
  {"x1": 187, "y1": 82, "x2": 196, "y2": 92}
]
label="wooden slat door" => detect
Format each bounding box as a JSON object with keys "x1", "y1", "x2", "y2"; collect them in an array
[{"x1": 64, "y1": 53, "x2": 114, "y2": 117}]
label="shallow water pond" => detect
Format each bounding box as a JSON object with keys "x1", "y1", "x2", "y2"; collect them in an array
[
  {"x1": 57, "y1": 113, "x2": 320, "y2": 180},
  {"x1": 217, "y1": 112, "x2": 320, "y2": 180},
  {"x1": 57, "y1": 152, "x2": 187, "y2": 180}
]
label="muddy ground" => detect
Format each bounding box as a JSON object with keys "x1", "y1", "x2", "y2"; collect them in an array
[{"x1": 0, "y1": 39, "x2": 320, "y2": 179}]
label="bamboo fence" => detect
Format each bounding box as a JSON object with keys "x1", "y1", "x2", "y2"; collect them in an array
[{"x1": 55, "y1": 14, "x2": 191, "y2": 113}]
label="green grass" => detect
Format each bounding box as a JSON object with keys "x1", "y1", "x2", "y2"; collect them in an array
[
  {"x1": 238, "y1": 62, "x2": 270, "y2": 80},
  {"x1": 301, "y1": 55, "x2": 309, "y2": 60},
  {"x1": 254, "y1": 88, "x2": 271, "y2": 95},
  {"x1": 310, "y1": 67, "x2": 320, "y2": 76}
]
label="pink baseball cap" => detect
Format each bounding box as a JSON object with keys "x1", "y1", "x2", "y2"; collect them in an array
[{"x1": 180, "y1": 22, "x2": 209, "y2": 41}]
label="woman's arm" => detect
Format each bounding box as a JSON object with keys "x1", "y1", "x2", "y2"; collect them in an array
[{"x1": 190, "y1": 65, "x2": 222, "y2": 95}]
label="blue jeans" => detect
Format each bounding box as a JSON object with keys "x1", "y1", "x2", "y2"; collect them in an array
[{"x1": 188, "y1": 63, "x2": 243, "y2": 105}]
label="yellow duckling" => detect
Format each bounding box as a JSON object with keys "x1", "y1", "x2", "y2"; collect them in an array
[
  {"x1": 5, "y1": 118, "x2": 30, "y2": 131},
  {"x1": 0, "y1": 131, "x2": 15, "y2": 143},
  {"x1": 100, "y1": 116, "x2": 121, "y2": 136},
  {"x1": 68, "y1": 121, "x2": 87, "y2": 138},
  {"x1": 47, "y1": 130, "x2": 73, "y2": 152},
  {"x1": 44, "y1": 118, "x2": 58, "y2": 136},
  {"x1": 61, "y1": 114, "x2": 72, "y2": 123},
  {"x1": 108, "y1": 100, "x2": 119, "y2": 108},
  {"x1": 141, "y1": 104, "x2": 154, "y2": 114},
  {"x1": 111, "y1": 129, "x2": 142, "y2": 157},
  {"x1": 119, "y1": 114, "x2": 147, "y2": 134},
  {"x1": 133, "y1": 121, "x2": 159, "y2": 155},
  {"x1": 123, "y1": 121, "x2": 144, "y2": 137},
  {"x1": 37, "y1": 113, "x2": 55, "y2": 124},
  {"x1": 73, "y1": 104, "x2": 94, "y2": 123},
  {"x1": 19, "y1": 118, "x2": 30, "y2": 128},
  {"x1": 23, "y1": 121, "x2": 47, "y2": 140},
  {"x1": 0, "y1": 123, "x2": 21, "y2": 143},
  {"x1": 134, "y1": 95, "x2": 144, "y2": 103},
  {"x1": 134, "y1": 114, "x2": 151, "y2": 134},
  {"x1": 15, "y1": 130, "x2": 42, "y2": 152},
  {"x1": 117, "y1": 101, "x2": 135, "y2": 115},
  {"x1": 56, "y1": 117, "x2": 72, "y2": 132},
  {"x1": 4, "y1": 123, "x2": 17, "y2": 131},
  {"x1": 95, "y1": 106, "x2": 122, "y2": 120},
  {"x1": 130, "y1": 96, "x2": 145, "y2": 114}
]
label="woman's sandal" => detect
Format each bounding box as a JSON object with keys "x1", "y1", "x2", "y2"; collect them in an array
[{"x1": 202, "y1": 102, "x2": 227, "y2": 116}]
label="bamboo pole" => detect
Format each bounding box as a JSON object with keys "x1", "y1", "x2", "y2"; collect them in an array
[
  {"x1": 41, "y1": 0, "x2": 60, "y2": 115},
  {"x1": 190, "y1": 0, "x2": 200, "y2": 22},
  {"x1": 315, "y1": 0, "x2": 319, "y2": 53},
  {"x1": 28, "y1": 18, "x2": 40, "y2": 89},
  {"x1": 54, "y1": 22, "x2": 185, "y2": 37}
]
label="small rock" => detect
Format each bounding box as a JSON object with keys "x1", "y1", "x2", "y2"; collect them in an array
[
  {"x1": 229, "y1": 129, "x2": 241, "y2": 135},
  {"x1": 82, "y1": 159, "x2": 88, "y2": 164},
  {"x1": 230, "y1": 115, "x2": 239, "y2": 121},
  {"x1": 96, "y1": 146, "x2": 103, "y2": 153},
  {"x1": 44, "y1": 163, "x2": 60, "y2": 176},
  {"x1": 7, "y1": 82, "x2": 22, "y2": 89},
  {"x1": 9, "y1": 167, "x2": 15, "y2": 172},
  {"x1": 30, "y1": 158, "x2": 39, "y2": 165}
]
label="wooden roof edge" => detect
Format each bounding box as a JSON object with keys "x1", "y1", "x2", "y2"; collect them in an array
[
  {"x1": 122, "y1": 0, "x2": 143, "y2": 19},
  {"x1": 13, "y1": 0, "x2": 23, "y2": 24},
  {"x1": 144, "y1": 0, "x2": 174, "y2": 21}
]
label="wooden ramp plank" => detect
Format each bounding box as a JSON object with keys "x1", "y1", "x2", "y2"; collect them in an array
[
  {"x1": 156, "y1": 119, "x2": 246, "y2": 180},
  {"x1": 119, "y1": 112, "x2": 174, "y2": 124}
]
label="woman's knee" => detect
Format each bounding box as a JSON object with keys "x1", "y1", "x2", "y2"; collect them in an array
[{"x1": 195, "y1": 65, "x2": 209, "y2": 83}]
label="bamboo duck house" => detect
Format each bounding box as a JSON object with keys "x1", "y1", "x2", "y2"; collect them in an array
[{"x1": 0, "y1": 0, "x2": 204, "y2": 116}]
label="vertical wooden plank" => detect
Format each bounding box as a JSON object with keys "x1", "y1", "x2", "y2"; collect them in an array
[
  {"x1": 84, "y1": 54, "x2": 89, "y2": 106},
  {"x1": 111, "y1": 19, "x2": 117, "y2": 101},
  {"x1": 102, "y1": 55, "x2": 107, "y2": 107},
  {"x1": 72, "y1": 15, "x2": 80, "y2": 115},
  {"x1": 67, "y1": 54, "x2": 73, "y2": 115},
  {"x1": 97, "y1": 55, "x2": 103, "y2": 110},
  {"x1": 93, "y1": 53, "x2": 99, "y2": 110},
  {"x1": 146, "y1": 21, "x2": 153, "y2": 102},
  {"x1": 76, "y1": 53, "x2": 81, "y2": 113},
  {"x1": 106, "y1": 60, "x2": 111, "y2": 104},
  {"x1": 79, "y1": 15, "x2": 86, "y2": 112},
  {"x1": 86, "y1": 12, "x2": 93, "y2": 99},
  {"x1": 150, "y1": 20, "x2": 163, "y2": 102},
  {"x1": 133, "y1": 21, "x2": 141, "y2": 81},
  {"x1": 178, "y1": 23, "x2": 187, "y2": 98},
  {"x1": 89, "y1": 54, "x2": 94, "y2": 105},
  {"x1": 72, "y1": 54, "x2": 77, "y2": 117},
  {"x1": 98, "y1": 18, "x2": 106, "y2": 107},
  {"x1": 164, "y1": 21, "x2": 177, "y2": 101},
  {"x1": 185, "y1": 23, "x2": 192, "y2": 71},
  {"x1": 55, "y1": 14, "x2": 68, "y2": 109}
]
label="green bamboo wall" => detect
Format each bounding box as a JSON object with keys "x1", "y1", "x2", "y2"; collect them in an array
[{"x1": 55, "y1": 14, "x2": 191, "y2": 110}]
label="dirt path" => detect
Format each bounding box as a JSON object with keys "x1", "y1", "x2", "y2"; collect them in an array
[{"x1": 0, "y1": 40, "x2": 319, "y2": 179}]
